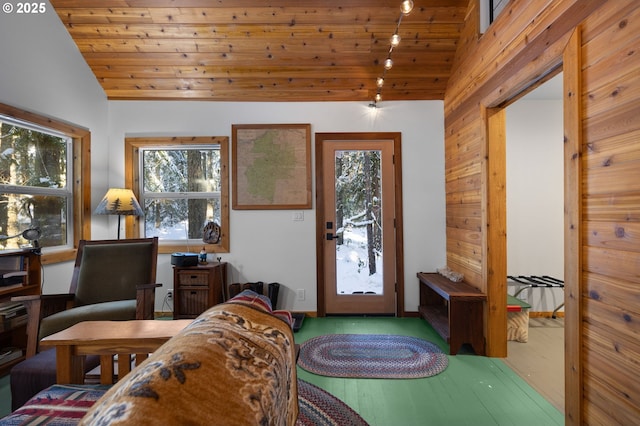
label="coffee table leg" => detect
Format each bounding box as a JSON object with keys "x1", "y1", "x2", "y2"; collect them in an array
[
  {"x1": 100, "y1": 355, "x2": 115, "y2": 384},
  {"x1": 118, "y1": 354, "x2": 132, "y2": 381},
  {"x1": 56, "y1": 345, "x2": 85, "y2": 384},
  {"x1": 136, "y1": 353, "x2": 149, "y2": 366}
]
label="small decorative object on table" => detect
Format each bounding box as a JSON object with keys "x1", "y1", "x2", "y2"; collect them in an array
[
  {"x1": 436, "y1": 266, "x2": 464, "y2": 282},
  {"x1": 202, "y1": 221, "x2": 221, "y2": 244},
  {"x1": 199, "y1": 247, "x2": 208, "y2": 264}
]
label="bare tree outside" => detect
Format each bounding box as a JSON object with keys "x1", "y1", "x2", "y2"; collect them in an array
[
  {"x1": 334, "y1": 150, "x2": 383, "y2": 294},
  {"x1": 1, "y1": 121, "x2": 68, "y2": 249},
  {"x1": 142, "y1": 147, "x2": 220, "y2": 240}
]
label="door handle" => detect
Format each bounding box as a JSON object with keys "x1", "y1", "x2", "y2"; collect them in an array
[{"x1": 326, "y1": 233, "x2": 343, "y2": 243}]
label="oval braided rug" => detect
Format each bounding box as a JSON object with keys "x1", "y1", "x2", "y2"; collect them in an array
[
  {"x1": 298, "y1": 334, "x2": 448, "y2": 379},
  {"x1": 297, "y1": 379, "x2": 369, "y2": 426}
]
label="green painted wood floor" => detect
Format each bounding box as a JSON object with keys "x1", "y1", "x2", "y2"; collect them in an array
[
  {"x1": 295, "y1": 316, "x2": 563, "y2": 426},
  {"x1": 0, "y1": 317, "x2": 563, "y2": 425}
]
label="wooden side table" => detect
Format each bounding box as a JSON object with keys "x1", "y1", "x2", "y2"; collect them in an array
[
  {"x1": 39, "y1": 320, "x2": 191, "y2": 384},
  {"x1": 173, "y1": 262, "x2": 227, "y2": 319}
]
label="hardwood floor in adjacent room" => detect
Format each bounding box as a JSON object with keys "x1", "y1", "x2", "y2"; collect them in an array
[{"x1": 502, "y1": 317, "x2": 565, "y2": 414}]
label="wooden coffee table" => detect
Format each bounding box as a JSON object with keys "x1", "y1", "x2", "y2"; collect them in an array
[{"x1": 39, "y1": 320, "x2": 192, "y2": 385}]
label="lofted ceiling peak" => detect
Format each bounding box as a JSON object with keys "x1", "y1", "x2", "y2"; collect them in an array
[{"x1": 51, "y1": 0, "x2": 467, "y2": 101}]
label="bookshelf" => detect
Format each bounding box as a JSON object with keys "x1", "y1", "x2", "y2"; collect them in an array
[{"x1": 0, "y1": 249, "x2": 41, "y2": 375}]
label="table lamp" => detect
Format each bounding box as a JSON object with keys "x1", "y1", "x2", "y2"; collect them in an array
[{"x1": 94, "y1": 188, "x2": 144, "y2": 239}]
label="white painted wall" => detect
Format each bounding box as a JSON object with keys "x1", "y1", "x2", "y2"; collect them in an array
[
  {"x1": 506, "y1": 99, "x2": 564, "y2": 312},
  {"x1": 108, "y1": 100, "x2": 447, "y2": 312},
  {"x1": 0, "y1": 3, "x2": 110, "y2": 292}
]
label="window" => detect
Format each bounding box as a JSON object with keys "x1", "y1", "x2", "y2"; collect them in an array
[
  {"x1": 125, "y1": 137, "x2": 229, "y2": 254},
  {"x1": 0, "y1": 103, "x2": 91, "y2": 262},
  {"x1": 480, "y1": 0, "x2": 509, "y2": 33}
]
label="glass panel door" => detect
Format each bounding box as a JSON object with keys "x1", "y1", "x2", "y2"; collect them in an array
[
  {"x1": 334, "y1": 149, "x2": 383, "y2": 296},
  {"x1": 323, "y1": 140, "x2": 395, "y2": 314}
]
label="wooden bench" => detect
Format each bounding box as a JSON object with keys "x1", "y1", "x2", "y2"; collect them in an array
[{"x1": 417, "y1": 272, "x2": 486, "y2": 355}]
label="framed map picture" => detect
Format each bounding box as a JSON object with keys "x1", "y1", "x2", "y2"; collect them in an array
[{"x1": 232, "y1": 123, "x2": 312, "y2": 209}]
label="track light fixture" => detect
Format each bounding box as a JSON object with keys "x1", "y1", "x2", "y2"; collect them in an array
[
  {"x1": 401, "y1": 0, "x2": 414, "y2": 15},
  {"x1": 384, "y1": 58, "x2": 394, "y2": 70},
  {"x1": 390, "y1": 33, "x2": 401, "y2": 47},
  {"x1": 371, "y1": 0, "x2": 414, "y2": 108}
]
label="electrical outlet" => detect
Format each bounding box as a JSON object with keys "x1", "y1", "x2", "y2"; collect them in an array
[
  {"x1": 296, "y1": 289, "x2": 305, "y2": 301},
  {"x1": 167, "y1": 289, "x2": 173, "y2": 300}
]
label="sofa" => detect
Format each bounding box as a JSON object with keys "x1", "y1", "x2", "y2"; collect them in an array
[{"x1": 1, "y1": 290, "x2": 298, "y2": 425}]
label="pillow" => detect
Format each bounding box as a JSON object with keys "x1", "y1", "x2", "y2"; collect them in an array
[
  {"x1": 227, "y1": 290, "x2": 293, "y2": 327},
  {"x1": 227, "y1": 289, "x2": 273, "y2": 312},
  {"x1": 273, "y1": 310, "x2": 293, "y2": 326}
]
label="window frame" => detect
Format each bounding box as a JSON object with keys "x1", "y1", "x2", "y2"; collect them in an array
[
  {"x1": 0, "y1": 102, "x2": 91, "y2": 263},
  {"x1": 479, "y1": 0, "x2": 508, "y2": 34},
  {"x1": 125, "y1": 136, "x2": 229, "y2": 254}
]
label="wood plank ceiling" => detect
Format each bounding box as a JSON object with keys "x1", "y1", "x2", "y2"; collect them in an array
[{"x1": 50, "y1": 0, "x2": 467, "y2": 102}]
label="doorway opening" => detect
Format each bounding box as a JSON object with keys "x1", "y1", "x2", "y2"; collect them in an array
[{"x1": 503, "y1": 73, "x2": 565, "y2": 413}]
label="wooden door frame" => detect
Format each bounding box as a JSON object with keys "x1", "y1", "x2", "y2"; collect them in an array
[
  {"x1": 562, "y1": 29, "x2": 583, "y2": 424},
  {"x1": 483, "y1": 29, "x2": 583, "y2": 422},
  {"x1": 315, "y1": 132, "x2": 404, "y2": 317}
]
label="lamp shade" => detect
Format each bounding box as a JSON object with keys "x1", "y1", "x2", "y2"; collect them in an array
[{"x1": 94, "y1": 188, "x2": 144, "y2": 216}]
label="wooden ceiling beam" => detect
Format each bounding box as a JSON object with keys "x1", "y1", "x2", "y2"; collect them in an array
[
  {"x1": 52, "y1": 1, "x2": 467, "y2": 11},
  {"x1": 70, "y1": 34, "x2": 457, "y2": 48},
  {"x1": 102, "y1": 88, "x2": 445, "y2": 101},
  {"x1": 55, "y1": 6, "x2": 466, "y2": 25},
  {"x1": 81, "y1": 51, "x2": 455, "y2": 67},
  {"x1": 97, "y1": 76, "x2": 451, "y2": 91},
  {"x1": 103, "y1": 88, "x2": 371, "y2": 101},
  {"x1": 61, "y1": 23, "x2": 461, "y2": 40},
  {"x1": 72, "y1": 38, "x2": 374, "y2": 54},
  {"x1": 91, "y1": 65, "x2": 450, "y2": 78},
  {"x1": 73, "y1": 38, "x2": 458, "y2": 56}
]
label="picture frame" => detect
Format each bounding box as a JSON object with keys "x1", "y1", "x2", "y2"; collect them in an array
[{"x1": 232, "y1": 123, "x2": 312, "y2": 210}]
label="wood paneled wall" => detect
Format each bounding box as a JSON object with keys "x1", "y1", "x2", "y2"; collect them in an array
[
  {"x1": 444, "y1": 0, "x2": 639, "y2": 423},
  {"x1": 580, "y1": 2, "x2": 640, "y2": 423}
]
